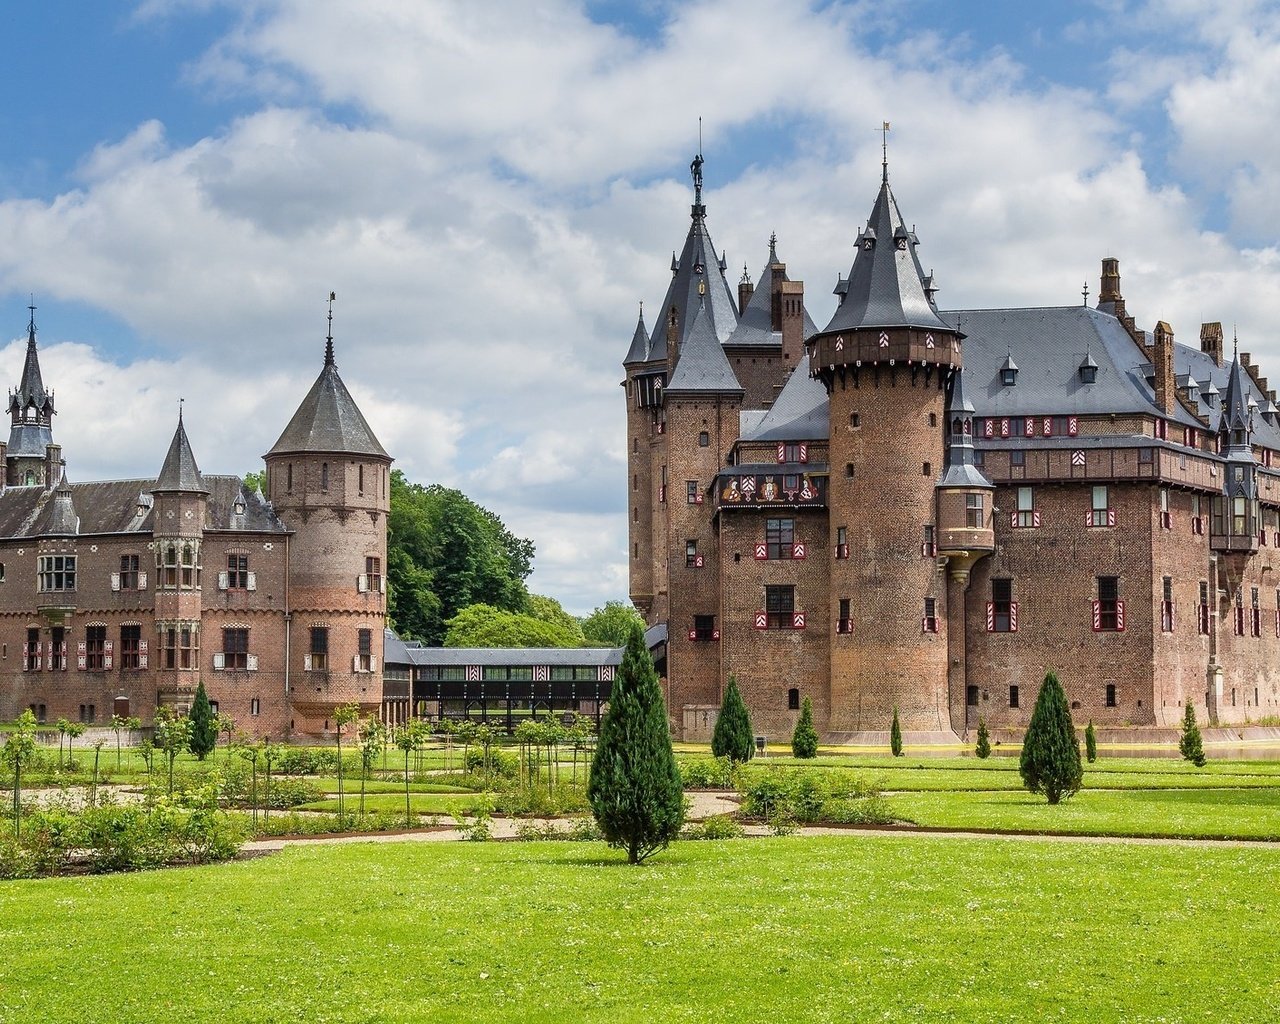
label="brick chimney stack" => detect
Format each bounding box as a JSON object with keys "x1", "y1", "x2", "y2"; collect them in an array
[
  {"x1": 1200, "y1": 322, "x2": 1224, "y2": 367},
  {"x1": 1153, "y1": 321, "x2": 1176, "y2": 414},
  {"x1": 780, "y1": 280, "x2": 805, "y2": 366},
  {"x1": 738, "y1": 267, "x2": 754, "y2": 313}
]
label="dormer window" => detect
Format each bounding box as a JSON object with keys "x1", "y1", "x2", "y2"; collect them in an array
[
  {"x1": 1079, "y1": 354, "x2": 1098, "y2": 385},
  {"x1": 1000, "y1": 354, "x2": 1018, "y2": 387},
  {"x1": 233, "y1": 501, "x2": 246, "y2": 516},
  {"x1": 861, "y1": 226, "x2": 876, "y2": 250}
]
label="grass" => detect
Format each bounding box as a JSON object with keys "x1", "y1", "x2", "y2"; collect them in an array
[
  {"x1": 299, "y1": 792, "x2": 489, "y2": 815},
  {"x1": 1, "y1": 837, "x2": 1277, "y2": 1022}
]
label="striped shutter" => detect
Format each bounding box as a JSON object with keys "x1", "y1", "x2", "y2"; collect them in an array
[
  {"x1": 986, "y1": 602, "x2": 995, "y2": 632},
  {"x1": 77, "y1": 641, "x2": 87, "y2": 670},
  {"x1": 599, "y1": 665, "x2": 615, "y2": 682},
  {"x1": 34, "y1": 642, "x2": 42, "y2": 671},
  {"x1": 1042, "y1": 417, "x2": 1052, "y2": 436},
  {"x1": 1068, "y1": 416, "x2": 1079, "y2": 436},
  {"x1": 1000, "y1": 418, "x2": 1010, "y2": 437},
  {"x1": 22, "y1": 644, "x2": 29, "y2": 672},
  {"x1": 792, "y1": 542, "x2": 806, "y2": 560},
  {"x1": 1032, "y1": 511, "x2": 1041, "y2": 528},
  {"x1": 983, "y1": 419, "x2": 994, "y2": 438},
  {"x1": 754, "y1": 543, "x2": 768, "y2": 560},
  {"x1": 466, "y1": 665, "x2": 481, "y2": 681},
  {"x1": 798, "y1": 443, "x2": 808, "y2": 463},
  {"x1": 139, "y1": 571, "x2": 148, "y2": 590},
  {"x1": 777, "y1": 443, "x2": 786, "y2": 464},
  {"x1": 1115, "y1": 601, "x2": 1126, "y2": 632},
  {"x1": 754, "y1": 611, "x2": 768, "y2": 630},
  {"x1": 792, "y1": 611, "x2": 806, "y2": 630},
  {"x1": 693, "y1": 555, "x2": 704, "y2": 568},
  {"x1": 1024, "y1": 418, "x2": 1035, "y2": 437},
  {"x1": 534, "y1": 665, "x2": 548, "y2": 682},
  {"x1": 247, "y1": 654, "x2": 259, "y2": 671},
  {"x1": 1010, "y1": 511, "x2": 1019, "y2": 529},
  {"x1": 110, "y1": 573, "x2": 121, "y2": 592},
  {"x1": 1107, "y1": 509, "x2": 1116, "y2": 527},
  {"x1": 103, "y1": 640, "x2": 114, "y2": 671},
  {"x1": 139, "y1": 639, "x2": 149, "y2": 670},
  {"x1": 60, "y1": 641, "x2": 67, "y2": 671},
  {"x1": 1092, "y1": 600, "x2": 1101, "y2": 631},
  {"x1": 304, "y1": 654, "x2": 313, "y2": 671},
  {"x1": 1009, "y1": 602, "x2": 1019, "y2": 632}
]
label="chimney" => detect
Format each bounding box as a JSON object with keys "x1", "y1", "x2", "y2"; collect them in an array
[
  {"x1": 780, "y1": 280, "x2": 805, "y2": 366},
  {"x1": 44, "y1": 443, "x2": 62, "y2": 489},
  {"x1": 769, "y1": 264, "x2": 786, "y2": 333},
  {"x1": 665, "y1": 305, "x2": 680, "y2": 375},
  {"x1": 1153, "y1": 322, "x2": 1176, "y2": 414},
  {"x1": 738, "y1": 268, "x2": 754, "y2": 313},
  {"x1": 1200, "y1": 322, "x2": 1224, "y2": 367},
  {"x1": 1098, "y1": 257, "x2": 1126, "y2": 319}
]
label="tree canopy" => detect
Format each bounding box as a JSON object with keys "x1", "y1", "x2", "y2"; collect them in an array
[
  {"x1": 582, "y1": 601, "x2": 646, "y2": 647},
  {"x1": 444, "y1": 604, "x2": 584, "y2": 648}
]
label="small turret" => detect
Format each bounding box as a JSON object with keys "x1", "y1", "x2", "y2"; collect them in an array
[
  {"x1": 935, "y1": 370, "x2": 995, "y2": 571},
  {"x1": 7, "y1": 305, "x2": 57, "y2": 487},
  {"x1": 1212, "y1": 346, "x2": 1259, "y2": 554}
]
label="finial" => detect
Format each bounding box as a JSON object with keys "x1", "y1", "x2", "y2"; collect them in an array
[
  {"x1": 740, "y1": 262, "x2": 750, "y2": 285},
  {"x1": 1233, "y1": 324, "x2": 1238, "y2": 359},
  {"x1": 178, "y1": 397, "x2": 184, "y2": 423},
  {"x1": 1082, "y1": 281, "x2": 1089, "y2": 307},
  {"x1": 325, "y1": 291, "x2": 336, "y2": 367},
  {"x1": 881, "y1": 121, "x2": 891, "y2": 183},
  {"x1": 768, "y1": 231, "x2": 778, "y2": 263},
  {"x1": 27, "y1": 295, "x2": 36, "y2": 341}
]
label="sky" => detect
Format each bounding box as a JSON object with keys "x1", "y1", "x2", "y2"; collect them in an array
[{"x1": 1, "y1": 0, "x2": 1279, "y2": 615}]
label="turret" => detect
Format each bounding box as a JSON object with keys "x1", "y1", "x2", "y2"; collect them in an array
[
  {"x1": 1212, "y1": 347, "x2": 1259, "y2": 554},
  {"x1": 935, "y1": 370, "x2": 995, "y2": 567},
  {"x1": 7, "y1": 306, "x2": 57, "y2": 487}
]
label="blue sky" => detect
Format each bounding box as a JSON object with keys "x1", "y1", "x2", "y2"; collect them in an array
[{"x1": 0, "y1": 0, "x2": 1278, "y2": 613}]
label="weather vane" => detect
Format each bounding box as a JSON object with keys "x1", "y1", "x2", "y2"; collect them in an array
[{"x1": 881, "y1": 121, "x2": 891, "y2": 182}]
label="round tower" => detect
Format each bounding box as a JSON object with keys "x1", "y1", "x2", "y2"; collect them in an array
[
  {"x1": 263, "y1": 301, "x2": 392, "y2": 732},
  {"x1": 808, "y1": 167, "x2": 962, "y2": 735}
]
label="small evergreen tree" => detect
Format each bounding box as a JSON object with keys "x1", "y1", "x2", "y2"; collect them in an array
[
  {"x1": 1019, "y1": 671, "x2": 1083, "y2": 804},
  {"x1": 890, "y1": 706, "x2": 903, "y2": 757},
  {"x1": 1179, "y1": 702, "x2": 1206, "y2": 767},
  {"x1": 188, "y1": 681, "x2": 218, "y2": 761},
  {"x1": 1085, "y1": 721, "x2": 1097, "y2": 763},
  {"x1": 975, "y1": 717, "x2": 991, "y2": 759},
  {"x1": 588, "y1": 624, "x2": 685, "y2": 864},
  {"x1": 791, "y1": 697, "x2": 819, "y2": 758},
  {"x1": 711, "y1": 675, "x2": 754, "y2": 763}
]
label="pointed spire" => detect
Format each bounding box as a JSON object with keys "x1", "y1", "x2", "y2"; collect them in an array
[
  {"x1": 15, "y1": 302, "x2": 49, "y2": 410},
  {"x1": 623, "y1": 302, "x2": 650, "y2": 366},
  {"x1": 48, "y1": 477, "x2": 78, "y2": 535},
  {"x1": 938, "y1": 371, "x2": 992, "y2": 489},
  {"x1": 153, "y1": 410, "x2": 208, "y2": 494}
]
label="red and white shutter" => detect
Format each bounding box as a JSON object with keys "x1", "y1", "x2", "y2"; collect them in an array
[
  {"x1": 103, "y1": 640, "x2": 114, "y2": 671},
  {"x1": 138, "y1": 571, "x2": 148, "y2": 590},
  {"x1": 110, "y1": 573, "x2": 121, "y2": 592},
  {"x1": 1042, "y1": 417, "x2": 1052, "y2": 436},
  {"x1": 1116, "y1": 600, "x2": 1126, "y2": 632},
  {"x1": 687, "y1": 629, "x2": 698, "y2": 641},
  {"x1": 1010, "y1": 511, "x2": 1019, "y2": 529},
  {"x1": 77, "y1": 641, "x2": 87, "y2": 670},
  {"x1": 986, "y1": 602, "x2": 995, "y2": 632},
  {"x1": 693, "y1": 555, "x2": 704, "y2": 568},
  {"x1": 1032, "y1": 511, "x2": 1041, "y2": 528},
  {"x1": 792, "y1": 542, "x2": 807, "y2": 560},
  {"x1": 139, "y1": 639, "x2": 149, "y2": 670},
  {"x1": 1091, "y1": 600, "x2": 1102, "y2": 631},
  {"x1": 34, "y1": 641, "x2": 42, "y2": 671},
  {"x1": 60, "y1": 641, "x2": 67, "y2": 671},
  {"x1": 1067, "y1": 416, "x2": 1079, "y2": 436},
  {"x1": 1024, "y1": 418, "x2": 1035, "y2": 437},
  {"x1": 777, "y1": 443, "x2": 786, "y2": 464},
  {"x1": 1107, "y1": 509, "x2": 1116, "y2": 527},
  {"x1": 1009, "y1": 602, "x2": 1019, "y2": 632},
  {"x1": 983, "y1": 419, "x2": 994, "y2": 438},
  {"x1": 754, "y1": 543, "x2": 768, "y2": 560},
  {"x1": 792, "y1": 611, "x2": 806, "y2": 630},
  {"x1": 754, "y1": 611, "x2": 768, "y2": 630},
  {"x1": 1000, "y1": 418, "x2": 1010, "y2": 438},
  {"x1": 798, "y1": 444, "x2": 808, "y2": 463},
  {"x1": 21, "y1": 644, "x2": 29, "y2": 672}
]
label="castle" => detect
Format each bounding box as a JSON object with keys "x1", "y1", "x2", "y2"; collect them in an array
[
  {"x1": 0, "y1": 310, "x2": 391, "y2": 738},
  {"x1": 625, "y1": 154, "x2": 1280, "y2": 741}
]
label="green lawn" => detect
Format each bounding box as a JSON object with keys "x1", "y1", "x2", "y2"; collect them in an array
[
  {"x1": 299, "y1": 792, "x2": 488, "y2": 815},
  {"x1": 2, "y1": 837, "x2": 1277, "y2": 1022}
]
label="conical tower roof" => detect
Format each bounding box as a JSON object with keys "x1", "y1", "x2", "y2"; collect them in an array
[
  {"x1": 153, "y1": 411, "x2": 208, "y2": 493},
  {"x1": 622, "y1": 305, "x2": 650, "y2": 366},
  {"x1": 823, "y1": 175, "x2": 950, "y2": 335},
  {"x1": 937, "y1": 370, "x2": 991, "y2": 489},
  {"x1": 666, "y1": 303, "x2": 743, "y2": 395},
  {"x1": 647, "y1": 154, "x2": 738, "y2": 363},
  {"x1": 14, "y1": 313, "x2": 49, "y2": 410},
  {"x1": 47, "y1": 478, "x2": 79, "y2": 535},
  {"x1": 268, "y1": 343, "x2": 388, "y2": 459},
  {"x1": 1221, "y1": 352, "x2": 1252, "y2": 439}
]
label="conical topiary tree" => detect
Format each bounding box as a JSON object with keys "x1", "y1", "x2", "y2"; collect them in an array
[
  {"x1": 1179, "y1": 702, "x2": 1206, "y2": 767},
  {"x1": 1019, "y1": 671, "x2": 1082, "y2": 804},
  {"x1": 188, "y1": 680, "x2": 218, "y2": 761},
  {"x1": 890, "y1": 706, "x2": 903, "y2": 757},
  {"x1": 711, "y1": 675, "x2": 754, "y2": 763},
  {"x1": 791, "y1": 697, "x2": 819, "y2": 759},
  {"x1": 588, "y1": 624, "x2": 685, "y2": 864},
  {"x1": 1085, "y1": 721, "x2": 1097, "y2": 763},
  {"x1": 975, "y1": 717, "x2": 991, "y2": 759}
]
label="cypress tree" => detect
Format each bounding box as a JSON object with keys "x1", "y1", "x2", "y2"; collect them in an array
[
  {"x1": 791, "y1": 696, "x2": 819, "y2": 759},
  {"x1": 890, "y1": 706, "x2": 903, "y2": 757},
  {"x1": 1085, "y1": 721, "x2": 1098, "y2": 763},
  {"x1": 975, "y1": 717, "x2": 991, "y2": 759},
  {"x1": 711, "y1": 675, "x2": 754, "y2": 763},
  {"x1": 188, "y1": 681, "x2": 218, "y2": 761},
  {"x1": 1019, "y1": 670, "x2": 1083, "y2": 804},
  {"x1": 588, "y1": 624, "x2": 685, "y2": 864},
  {"x1": 1179, "y1": 702, "x2": 1206, "y2": 767}
]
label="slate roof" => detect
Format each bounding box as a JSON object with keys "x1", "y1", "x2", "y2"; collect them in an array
[
  {"x1": 724, "y1": 240, "x2": 818, "y2": 348},
  {"x1": 47, "y1": 483, "x2": 78, "y2": 535},
  {"x1": 12, "y1": 319, "x2": 49, "y2": 410},
  {"x1": 400, "y1": 647, "x2": 624, "y2": 668},
  {"x1": 666, "y1": 303, "x2": 743, "y2": 394},
  {"x1": 267, "y1": 352, "x2": 389, "y2": 459},
  {"x1": 153, "y1": 415, "x2": 207, "y2": 493},
  {"x1": 622, "y1": 308, "x2": 650, "y2": 367},
  {"x1": 0, "y1": 476, "x2": 286, "y2": 540},
  {"x1": 741, "y1": 352, "x2": 829, "y2": 441},
  {"x1": 822, "y1": 177, "x2": 951, "y2": 335},
  {"x1": 8, "y1": 421, "x2": 55, "y2": 458},
  {"x1": 937, "y1": 368, "x2": 993, "y2": 489}
]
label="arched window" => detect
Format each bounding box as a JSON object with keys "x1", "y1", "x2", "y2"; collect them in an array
[{"x1": 287, "y1": 463, "x2": 293, "y2": 492}]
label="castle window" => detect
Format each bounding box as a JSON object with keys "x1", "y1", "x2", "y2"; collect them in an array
[
  {"x1": 692, "y1": 615, "x2": 716, "y2": 641},
  {"x1": 322, "y1": 463, "x2": 329, "y2": 491},
  {"x1": 24, "y1": 471, "x2": 34, "y2": 485},
  {"x1": 929, "y1": 412, "x2": 937, "y2": 428},
  {"x1": 357, "y1": 628, "x2": 373, "y2": 672},
  {"x1": 922, "y1": 462, "x2": 931, "y2": 477},
  {"x1": 965, "y1": 493, "x2": 984, "y2": 529},
  {"x1": 221, "y1": 628, "x2": 249, "y2": 671},
  {"x1": 359, "y1": 464, "x2": 365, "y2": 495},
  {"x1": 1139, "y1": 447, "x2": 1154, "y2": 465},
  {"x1": 633, "y1": 474, "x2": 638, "y2": 491},
  {"x1": 1009, "y1": 685, "x2": 1019, "y2": 709},
  {"x1": 922, "y1": 524, "x2": 936, "y2": 557},
  {"x1": 287, "y1": 463, "x2": 293, "y2": 492},
  {"x1": 1161, "y1": 577, "x2": 1175, "y2": 632},
  {"x1": 845, "y1": 463, "x2": 855, "y2": 478},
  {"x1": 837, "y1": 597, "x2": 851, "y2": 633},
  {"x1": 1233, "y1": 496, "x2": 1248, "y2": 536},
  {"x1": 698, "y1": 431, "x2": 710, "y2": 447},
  {"x1": 119, "y1": 554, "x2": 139, "y2": 590},
  {"x1": 365, "y1": 556, "x2": 382, "y2": 594},
  {"x1": 765, "y1": 585, "x2": 795, "y2": 629},
  {"x1": 1160, "y1": 487, "x2": 1172, "y2": 529},
  {"x1": 836, "y1": 526, "x2": 849, "y2": 559},
  {"x1": 79, "y1": 704, "x2": 96, "y2": 724},
  {"x1": 1089, "y1": 486, "x2": 1112, "y2": 527},
  {"x1": 1010, "y1": 449, "x2": 1024, "y2": 467},
  {"x1": 922, "y1": 597, "x2": 938, "y2": 633},
  {"x1": 120, "y1": 625, "x2": 141, "y2": 671},
  {"x1": 309, "y1": 627, "x2": 330, "y2": 671},
  {"x1": 787, "y1": 688, "x2": 800, "y2": 711},
  {"x1": 38, "y1": 554, "x2": 76, "y2": 592},
  {"x1": 966, "y1": 685, "x2": 979, "y2": 707},
  {"x1": 181, "y1": 544, "x2": 198, "y2": 589},
  {"x1": 1105, "y1": 684, "x2": 1117, "y2": 708},
  {"x1": 850, "y1": 413, "x2": 860, "y2": 428},
  {"x1": 1252, "y1": 586, "x2": 1262, "y2": 637},
  {"x1": 24, "y1": 628, "x2": 39, "y2": 672},
  {"x1": 989, "y1": 578, "x2": 1015, "y2": 633},
  {"x1": 1094, "y1": 576, "x2": 1123, "y2": 631},
  {"x1": 250, "y1": 698, "x2": 260, "y2": 717},
  {"x1": 686, "y1": 540, "x2": 699, "y2": 568},
  {"x1": 225, "y1": 554, "x2": 250, "y2": 590},
  {"x1": 766, "y1": 518, "x2": 795, "y2": 559},
  {"x1": 85, "y1": 625, "x2": 107, "y2": 672},
  {"x1": 50, "y1": 627, "x2": 64, "y2": 670},
  {"x1": 1014, "y1": 487, "x2": 1037, "y2": 528},
  {"x1": 686, "y1": 481, "x2": 700, "y2": 504},
  {"x1": 0, "y1": 562, "x2": 4, "y2": 582}
]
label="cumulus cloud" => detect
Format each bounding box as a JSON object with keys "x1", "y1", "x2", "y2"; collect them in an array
[{"x1": 0, "y1": 0, "x2": 1277, "y2": 613}]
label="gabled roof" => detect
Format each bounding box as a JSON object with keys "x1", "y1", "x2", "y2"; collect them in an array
[
  {"x1": 267, "y1": 350, "x2": 389, "y2": 459},
  {"x1": 725, "y1": 238, "x2": 818, "y2": 348},
  {"x1": 646, "y1": 164, "x2": 738, "y2": 363},
  {"x1": 823, "y1": 176, "x2": 950, "y2": 335},
  {"x1": 742, "y1": 351, "x2": 829, "y2": 442},
  {"x1": 665, "y1": 303, "x2": 743, "y2": 395},
  {"x1": 153, "y1": 414, "x2": 207, "y2": 494}
]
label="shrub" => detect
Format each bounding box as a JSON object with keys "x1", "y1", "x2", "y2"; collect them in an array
[
  {"x1": 1085, "y1": 721, "x2": 1098, "y2": 763},
  {"x1": 823, "y1": 795, "x2": 894, "y2": 825},
  {"x1": 711, "y1": 675, "x2": 754, "y2": 763},
  {"x1": 1019, "y1": 670, "x2": 1083, "y2": 804},
  {"x1": 681, "y1": 814, "x2": 744, "y2": 841},
  {"x1": 890, "y1": 706, "x2": 904, "y2": 757},
  {"x1": 274, "y1": 748, "x2": 340, "y2": 776},
  {"x1": 975, "y1": 718, "x2": 991, "y2": 759},
  {"x1": 791, "y1": 697, "x2": 819, "y2": 759},
  {"x1": 188, "y1": 681, "x2": 218, "y2": 761},
  {"x1": 1179, "y1": 703, "x2": 1206, "y2": 767},
  {"x1": 678, "y1": 755, "x2": 734, "y2": 789}
]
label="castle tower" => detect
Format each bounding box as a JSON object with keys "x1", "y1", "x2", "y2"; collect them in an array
[
  {"x1": 7, "y1": 306, "x2": 57, "y2": 488},
  {"x1": 264, "y1": 309, "x2": 392, "y2": 730},
  {"x1": 807, "y1": 166, "x2": 963, "y2": 734},
  {"x1": 151, "y1": 412, "x2": 209, "y2": 711}
]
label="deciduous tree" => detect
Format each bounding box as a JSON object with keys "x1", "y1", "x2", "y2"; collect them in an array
[
  {"x1": 587, "y1": 625, "x2": 684, "y2": 864},
  {"x1": 1019, "y1": 671, "x2": 1083, "y2": 804},
  {"x1": 443, "y1": 603, "x2": 583, "y2": 648},
  {"x1": 3, "y1": 710, "x2": 38, "y2": 835},
  {"x1": 581, "y1": 601, "x2": 646, "y2": 648}
]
